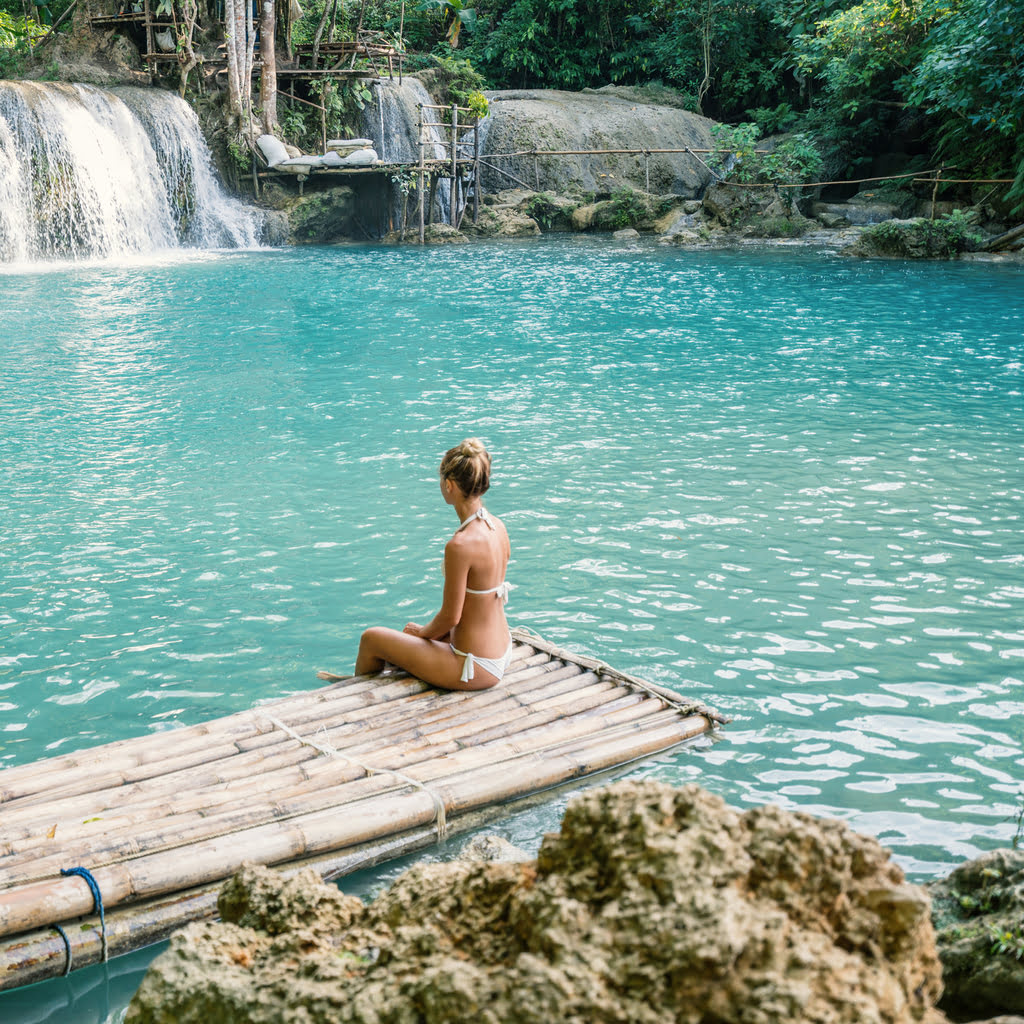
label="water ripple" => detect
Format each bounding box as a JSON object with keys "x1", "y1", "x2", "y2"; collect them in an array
[{"x1": 1, "y1": 240, "x2": 1022, "y2": 883}]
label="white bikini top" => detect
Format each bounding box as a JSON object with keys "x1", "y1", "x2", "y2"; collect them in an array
[{"x1": 455, "y1": 508, "x2": 512, "y2": 604}]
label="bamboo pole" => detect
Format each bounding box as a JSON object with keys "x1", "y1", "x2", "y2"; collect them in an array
[
  {"x1": 473, "y1": 119, "x2": 480, "y2": 224},
  {"x1": 418, "y1": 103, "x2": 425, "y2": 244},
  {"x1": 0, "y1": 630, "x2": 717, "y2": 987},
  {"x1": 0, "y1": 656, "x2": 637, "y2": 852},
  {"x1": 450, "y1": 102, "x2": 458, "y2": 227},
  {"x1": 0, "y1": 687, "x2": 677, "y2": 887},
  {"x1": 0, "y1": 707, "x2": 706, "y2": 940},
  {"x1": 0, "y1": 678, "x2": 598, "y2": 868},
  {"x1": 0, "y1": 660, "x2": 585, "y2": 843},
  {"x1": 0, "y1": 674, "x2": 436, "y2": 802},
  {"x1": 0, "y1": 754, "x2": 664, "y2": 992},
  {"x1": 2, "y1": 693, "x2": 675, "y2": 892},
  {"x1": 930, "y1": 164, "x2": 944, "y2": 221},
  {"x1": 0, "y1": 653, "x2": 648, "y2": 850},
  {"x1": 0, "y1": 669, "x2": 604, "y2": 867}
]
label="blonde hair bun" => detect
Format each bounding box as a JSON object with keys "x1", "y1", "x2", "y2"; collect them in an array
[{"x1": 440, "y1": 438, "x2": 492, "y2": 498}]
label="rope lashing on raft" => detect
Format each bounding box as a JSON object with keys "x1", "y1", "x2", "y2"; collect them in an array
[
  {"x1": 59, "y1": 865, "x2": 108, "y2": 963},
  {"x1": 52, "y1": 923, "x2": 73, "y2": 976},
  {"x1": 259, "y1": 714, "x2": 449, "y2": 839}
]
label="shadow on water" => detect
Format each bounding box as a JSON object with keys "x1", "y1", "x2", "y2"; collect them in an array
[{"x1": 0, "y1": 944, "x2": 162, "y2": 1024}]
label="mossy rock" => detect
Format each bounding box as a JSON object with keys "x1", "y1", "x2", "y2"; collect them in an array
[
  {"x1": 845, "y1": 216, "x2": 984, "y2": 259},
  {"x1": 929, "y1": 849, "x2": 1024, "y2": 1020},
  {"x1": 742, "y1": 213, "x2": 816, "y2": 238},
  {"x1": 284, "y1": 187, "x2": 356, "y2": 244}
]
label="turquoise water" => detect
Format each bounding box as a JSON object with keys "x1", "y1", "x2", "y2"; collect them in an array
[{"x1": 1, "y1": 237, "x2": 1023, "y2": 1020}]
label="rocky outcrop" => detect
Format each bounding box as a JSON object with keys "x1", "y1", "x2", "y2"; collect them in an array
[
  {"x1": 126, "y1": 780, "x2": 949, "y2": 1024},
  {"x1": 842, "y1": 216, "x2": 984, "y2": 259},
  {"x1": 930, "y1": 849, "x2": 1024, "y2": 1021},
  {"x1": 264, "y1": 186, "x2": 357, "y2": 245},
  {"x1": 480, "y1": 87, "x2": 717, "y2": 198}
]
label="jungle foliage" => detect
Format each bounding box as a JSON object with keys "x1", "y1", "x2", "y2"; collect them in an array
[
  {"x1": 416, "y1": 0, "x2": 1023, "y2": 209},
  {"x1": 3, "y1": 0, "x2": 1021, "y2": 207}
]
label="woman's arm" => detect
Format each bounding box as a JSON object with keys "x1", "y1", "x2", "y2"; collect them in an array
[{"x1": 405, "y1": 540, "x2": 468, "y2": 640}]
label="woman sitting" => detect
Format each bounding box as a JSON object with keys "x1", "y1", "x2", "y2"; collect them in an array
[{"x1": 354, "y1": 438, "x2": 513, "y2": 691}]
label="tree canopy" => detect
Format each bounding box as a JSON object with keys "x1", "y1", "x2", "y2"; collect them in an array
[{"x1": 2, "y1": 0, "x2": 1020, "y2": 207}]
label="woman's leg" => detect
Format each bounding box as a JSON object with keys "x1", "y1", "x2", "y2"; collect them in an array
[{"x1": 355, "y1": 626, "x2": 499, "y2": 691}]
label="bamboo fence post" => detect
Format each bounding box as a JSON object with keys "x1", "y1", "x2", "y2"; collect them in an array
[
  {"x1": 473, "y1": 118, "x2": 480, "y2": 223},
  {"x1": 418, "y1": 103, "x2": 425, "y2": 244},
  {"x1": 450, "y1": 102, "x2": 458, "y2": 226},
  {"x1": 398, "y1": 1, "x2": 405, "y2": 83},
  {"x1": 931, "y1": 164, "x2": 944, "y2": 221},
  {"x1": 143, "y1": 0, "x2": 154, "y2": 69}
]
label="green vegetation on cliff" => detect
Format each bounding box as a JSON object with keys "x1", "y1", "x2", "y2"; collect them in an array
[
  {"x1": 3, "y1": 0, "x2": 1021, "y2": 211},
  {"x1": 344, "y1": 0, "x2": 1024, "y2": 212}
]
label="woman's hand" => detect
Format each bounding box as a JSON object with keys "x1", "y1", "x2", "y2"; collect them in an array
[{"x1": 403, "y1": 622, "x2": 423, "y2": 637}]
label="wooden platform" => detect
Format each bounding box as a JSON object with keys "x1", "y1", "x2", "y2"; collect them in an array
[{"x1": 0, "y1": 630, "x2": 720, "y2": 991}]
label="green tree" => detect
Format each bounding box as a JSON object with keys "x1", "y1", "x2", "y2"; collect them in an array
[{"x1": 905, "y1": 0, "x2": 1024, "y2": 209}]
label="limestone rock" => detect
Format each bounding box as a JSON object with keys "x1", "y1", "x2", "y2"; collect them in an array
[
  {"x1": 661, "y1": 228, "x2": 704, "y2": 246},
  {"x1": 930, "y1": 849, "x2": 1024, "y2": 1020},
  {"x1": 571, "y1": 202, "x2": 600, "y2": 230},
  {"x1": 812, "y1": 199, "x2": 901, "y2": 226},
  {"x1": 481, "y1": 88, "x2": 716, "y2": 197},
  {"x1": 461, "y1": 206, "x2": 541, "y2": 238},
  {"x1": 126, "y1": 781, "x2": 950, "y2": 1024},
  {"x1": 259, "y1": 210, "x2": 290, "y2": 246},
  {"x1": 456, "y1": 835, "x2": 532, "y2": 862},
  {"x1": 281, "y1": 186, "x2": 356, "y2": 245},
  {"x1": 843, "y1": 217, "x2": 983, "y2": 259},
  {"x1": 613, "y1": 227, "x2": 640, "y2": 239}
]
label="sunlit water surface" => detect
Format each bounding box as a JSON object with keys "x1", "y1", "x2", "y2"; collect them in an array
[{"x1": 1, "y1": 238, "x2": 1022, "y2": 1022}]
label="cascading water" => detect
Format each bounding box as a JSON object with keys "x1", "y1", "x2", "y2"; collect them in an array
[
  {"x1": 363, "y1": 77, "x2": 466, "y2": 224},
  {"x1": 0, "y1": 81, "x2": 263, "y2": 263}
]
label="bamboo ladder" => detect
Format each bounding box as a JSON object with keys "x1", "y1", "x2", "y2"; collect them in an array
[{"x1": 0, "y1": 629, "x2": 721, "y2": 990}]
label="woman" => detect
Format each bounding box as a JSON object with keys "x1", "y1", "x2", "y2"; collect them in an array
[{"x1": 354, "y1": 438, "x2": 513, "y2": 691}]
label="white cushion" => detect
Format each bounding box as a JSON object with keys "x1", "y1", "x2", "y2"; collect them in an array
[
  {"x1": 257, "y1": 134, "x2": 290, "y2": 168},
  {"x1": 327, "y1": 138, "x2": 373, "y2": 150},
  {"x1": 339, "y1": 148, "x2": 377, "y2": 166}
]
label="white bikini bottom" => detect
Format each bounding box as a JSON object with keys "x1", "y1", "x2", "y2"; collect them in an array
[{"x1": 450, "y1": 636, "x2": 514, "y2": 683}]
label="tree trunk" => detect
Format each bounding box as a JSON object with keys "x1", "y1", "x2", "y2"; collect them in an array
[
  {"x1": 243, "y1": 0, "x2": 256, "y2": 122},
  {"x1": 983, "y1": 222, "x2": 1024, "y2": 252},
  {"x1": 224, "y1": 0, "x2": 243, "y2": 120},
  {"x1": 259, "y1": 0, "x2": 278, "y2": 132}
]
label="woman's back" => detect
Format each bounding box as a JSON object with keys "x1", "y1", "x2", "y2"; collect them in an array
[{"x1": 450, "y1": 509, "x2": 510, "y2": 660}]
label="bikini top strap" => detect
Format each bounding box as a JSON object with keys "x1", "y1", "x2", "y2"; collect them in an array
[{"x1": 456, "y1": 508, "x2": 494, "y2": 532}]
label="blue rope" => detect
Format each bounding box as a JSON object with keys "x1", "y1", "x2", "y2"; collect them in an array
[
  {"x1": 60, "y1": 866, "x2": 108, "y2": 963},
  {"x1": 52, "y1": 923, "x2": 72, "y2": 976}
]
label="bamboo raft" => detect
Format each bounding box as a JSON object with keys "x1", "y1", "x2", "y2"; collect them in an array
[{"x1": 0, "y1": 630, "x2": 721, "y2": 991}]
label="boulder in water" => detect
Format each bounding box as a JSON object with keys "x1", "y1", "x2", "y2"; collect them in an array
[
  {"x1": 280, "y1": 187, "x2": 357, "y2": 244},
  {"x1": 930, "y1": 849, "x2": 1024, "y2": 1020},
  {"x1": 126, "y1": 781, "x2": 949, "y2": 1024}
]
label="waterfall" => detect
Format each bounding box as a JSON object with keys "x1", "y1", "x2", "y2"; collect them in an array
[
  {"x1": 0, "y1": 81, "x2": 262, "y2": 263},
  {"x1": 362, "y1": 77, "x2": 459, "y2": 225},
  {"x1": 365, "y1": 77, "x2": 446, "y2": 164}
]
